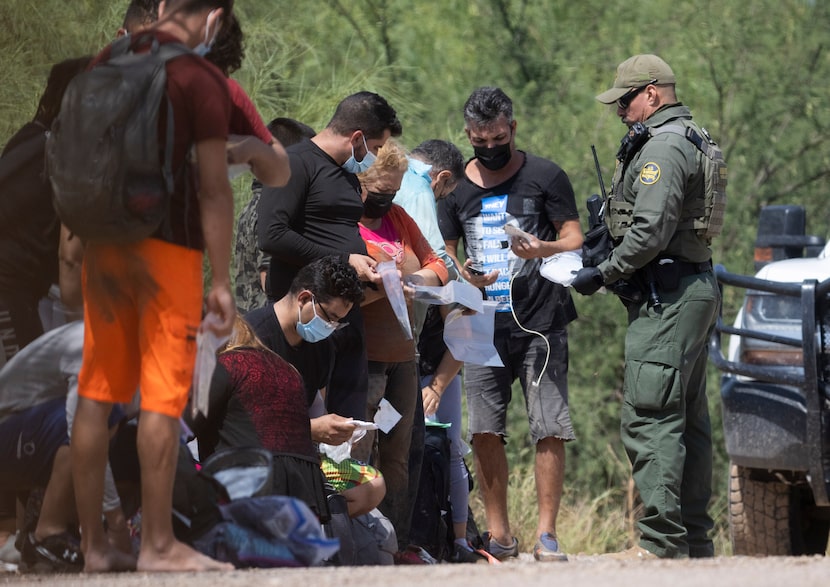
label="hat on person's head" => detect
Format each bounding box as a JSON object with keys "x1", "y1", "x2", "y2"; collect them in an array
[{"x1": 595, "y1": 54, "x2": 676, "y2": 104}]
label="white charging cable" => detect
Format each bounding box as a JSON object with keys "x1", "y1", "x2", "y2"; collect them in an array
[{"x1": 507, "y1": 269, "x2": 550, "y2": 387}]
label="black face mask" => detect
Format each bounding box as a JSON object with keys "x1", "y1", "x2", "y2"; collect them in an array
[
  {"x1": 473, "y1": 141, "x2": 512, "y2": 171},
  {"x1": 363, "y1": 192, "x2": 395, "y2": 218}
]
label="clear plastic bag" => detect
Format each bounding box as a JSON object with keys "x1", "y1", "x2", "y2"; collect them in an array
[
  {"x1": 191, "y1": 312, "x2": 229, "y2": 419},
  {"x1": 377, "y1": 260, "x2": 412, "y2": 340},
  {"x1": 539, "y1": 250, "x2": 584, "y2": 287}
]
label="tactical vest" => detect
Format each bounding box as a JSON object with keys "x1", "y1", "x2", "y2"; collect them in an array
[{"x1": 606, "y1": 122, "x2": 727, "y2": 242}]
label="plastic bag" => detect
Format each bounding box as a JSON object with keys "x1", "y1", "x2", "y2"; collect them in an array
[
  {"x1": 194, "y1": 495, "x2": 340, "y2": 568},
  {"x1": 191, "y1": 312, "x2": 229, "y2": 419},
  {"x1": 443, "y1": 301, "x2": 504, "y2": 367},
  {"x1": 377, "y1": 260, "x2": 412, "y2": 340},
  {"x1": 411, "y1": 280, "x2": 484, "y2": 313},
  {"x1": 539, "y1": 250, "x2": 584, "y2": 287},
  {"x1": 318, "y1": 421, "x2": 376, "y2": 464}
]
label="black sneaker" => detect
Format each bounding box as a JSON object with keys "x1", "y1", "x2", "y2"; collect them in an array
[{"x1": 20, "y1": 531, "x2": 83, "y2": 574}]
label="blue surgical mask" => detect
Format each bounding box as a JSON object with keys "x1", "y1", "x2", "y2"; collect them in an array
[
  {"x1": 342, "y1": 134, "x2": 376, "y2": 174},
  {"x1": 193, "y1": 10, "x2": 219, "y2": 57},
  {"x1": 296, "y1": 297, "x2": 338, "y2": 343}
]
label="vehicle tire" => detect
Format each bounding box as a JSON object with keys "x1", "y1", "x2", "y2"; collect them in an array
[
  {"x1": 729, "y1": 463, "x2": 829, "y2": 556},
  {"x1": 729, "y1": 463, "x2": 791, "y2": 555}
]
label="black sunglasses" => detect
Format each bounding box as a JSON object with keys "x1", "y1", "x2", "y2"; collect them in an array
[{"x1": 616, "y1": 79, "x2": 657, "y2": 109}]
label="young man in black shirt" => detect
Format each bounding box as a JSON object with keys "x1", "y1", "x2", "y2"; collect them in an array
[
  {"x1": 245, "y1": 256, "x2": 366, "y2": 445},
  {"x1": 257, "y1": 92, "x2": 402, "y2": 422}
]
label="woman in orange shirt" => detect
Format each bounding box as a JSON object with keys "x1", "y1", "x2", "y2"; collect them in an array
[{"x1": 353, "y1": 139, "x2": 447, "y2": 559}]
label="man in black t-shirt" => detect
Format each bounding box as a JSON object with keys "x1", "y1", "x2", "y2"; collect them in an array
[
  {"x1": 245, "y1": 256, "x2": 366, "y2": 445},
  {"x1": 437, "y1": 86, "x2": 583, "y2": 563},
  {"x1": 257, "y1": 92, "x2": 402, "y2": 422}
]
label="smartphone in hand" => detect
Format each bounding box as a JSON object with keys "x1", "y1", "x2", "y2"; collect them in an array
[{"x1": 503, "y1": 223, "x2": 533, "y2": 243}]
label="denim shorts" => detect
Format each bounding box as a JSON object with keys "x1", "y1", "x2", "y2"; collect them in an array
[
  {"x1": 0, "y1": 397, "x2": 69, "y2": 490},
  {"x1": 464, "y1": 326, "x2": 575, "y2": 444}
]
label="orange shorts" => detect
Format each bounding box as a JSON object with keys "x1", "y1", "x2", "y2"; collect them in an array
[{"x1": 78, "y1": 239, "x2": 203, "y2": 418}]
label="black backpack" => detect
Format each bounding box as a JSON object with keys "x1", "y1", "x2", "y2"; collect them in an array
[
  {"x1": 410, "y1": 425, "x2": 454, "y2": 561},
  {"x1": 46, "y1": 34, "x2": 191, "y2": 243},
  {"x1": 0, "y1": 122, "x2": 57, "y2": 297}
]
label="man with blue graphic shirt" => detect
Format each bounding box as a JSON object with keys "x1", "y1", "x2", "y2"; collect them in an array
[{"x1": 437, "y1": 86, "x2": 582, "y2": 563}]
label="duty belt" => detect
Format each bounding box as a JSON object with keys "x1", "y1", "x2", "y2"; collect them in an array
[{"x1": 673, "y1": 259, "x2": 712, "y2": 276}]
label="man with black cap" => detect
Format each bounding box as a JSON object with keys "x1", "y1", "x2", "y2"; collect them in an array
[{"x1": 572, "y1": 55, "x2": 722, "y2": 559}]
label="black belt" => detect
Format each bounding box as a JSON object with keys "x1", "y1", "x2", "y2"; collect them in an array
[{"x1": 675, "y1": 259, "x2": 712, "y2": 277}]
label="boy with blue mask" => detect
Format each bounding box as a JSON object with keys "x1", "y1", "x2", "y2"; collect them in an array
[
  {"x1": 243, "y1": 257, "x2": 388, "y2": 522},
  {"x1": 244, "y1": 256, "x2": 366, "y2": 444},
  {"x1": 295, "y1": 294, "x2": 347, "y2": 343},
  {"x1": 257, "y1": 92, "x2": 402, "y2": 429}
]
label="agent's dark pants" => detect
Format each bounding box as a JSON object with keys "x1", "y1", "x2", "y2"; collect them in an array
[{"x1": 621, "y1": 271, "x2": 720, "y2": 559}]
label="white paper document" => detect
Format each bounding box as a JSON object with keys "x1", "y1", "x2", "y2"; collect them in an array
[
  {"x1": 411, "y1": 280, "x2": 484, "y2": 313},
  {"x1": 442, "y1": 301, "x2": 504, "y2": 367},
  {"x1": 374, "y1": 397, "x2": 402, "y2": 434}
]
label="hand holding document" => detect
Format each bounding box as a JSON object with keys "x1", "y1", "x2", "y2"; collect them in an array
[{"x1": 410, "y1": 280, "x2": 484, "y2": 313}]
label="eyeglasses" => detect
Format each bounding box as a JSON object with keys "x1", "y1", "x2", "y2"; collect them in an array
[
  {"x1": 314, "y1": 297, "x2": 349, "y2": 330},
  {"x1": 616, "y1": 79, "x2": 657, "y2": 109}
]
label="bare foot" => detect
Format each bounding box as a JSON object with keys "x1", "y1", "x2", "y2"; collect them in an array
[
  {"x1": 83, "y1": 544, "x2": 138, "y2": 573},
  {"x1": 137, "y1": 539, "x2": 233, "y2": 572}
]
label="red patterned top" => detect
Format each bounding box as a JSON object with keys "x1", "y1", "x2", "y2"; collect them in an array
[{"x1": 192, "y1": 347, "x2": 317, "y2": 463}]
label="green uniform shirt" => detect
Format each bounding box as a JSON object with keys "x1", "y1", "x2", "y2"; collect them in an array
[{"x1": 599, "y1": 104, "x2": 712, "y2": 284}]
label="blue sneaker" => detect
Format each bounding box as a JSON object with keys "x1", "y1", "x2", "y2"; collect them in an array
[{"x1": 533, "y1": 533, "x2": 568, "y2": 562}]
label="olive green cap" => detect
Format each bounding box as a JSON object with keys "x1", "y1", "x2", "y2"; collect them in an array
[{"x1": 596, "y1": 54, "x2": 676, "y2": 104}]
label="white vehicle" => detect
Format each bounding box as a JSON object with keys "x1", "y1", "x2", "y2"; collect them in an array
[{"x1": 710, "y1": 205, "x2": 830, "y2": 556}]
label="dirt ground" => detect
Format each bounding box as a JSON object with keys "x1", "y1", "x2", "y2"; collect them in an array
[{"x1": 2, "y1": 553, "x2": 829, "y2": 587}]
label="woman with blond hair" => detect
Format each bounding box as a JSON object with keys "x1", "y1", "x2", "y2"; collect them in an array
[{"x1": 352, "y1": 139, "x2": 448, "y2": 561}]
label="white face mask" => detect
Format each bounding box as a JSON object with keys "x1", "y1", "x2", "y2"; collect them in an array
[
  {"x1": 341, "y1": 134, "x2": 376, "y2": 174},
  {"x1": 193, "y1": 9, "x2": 219, "y2": 57}
]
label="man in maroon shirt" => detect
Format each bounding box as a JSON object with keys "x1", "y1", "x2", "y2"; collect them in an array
[{"x1": 70, "y1": 0, "x2": 236, "y2": 573}]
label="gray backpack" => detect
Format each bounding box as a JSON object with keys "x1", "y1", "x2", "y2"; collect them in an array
[{"x1": 46, "y1": 34, "x2": 191, "y2": 243}]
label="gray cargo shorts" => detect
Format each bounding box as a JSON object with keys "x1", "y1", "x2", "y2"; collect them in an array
[{"x1": 464, "y1": 327, "x2": 575, "y2": 445}]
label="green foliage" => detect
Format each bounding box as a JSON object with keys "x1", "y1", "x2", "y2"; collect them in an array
[
  {"x1": 4, "y1": 0, "x2": 829, "y2": 555},
  {"x1": 0, "y1": 0, "x2": 121, "y2": 139}
]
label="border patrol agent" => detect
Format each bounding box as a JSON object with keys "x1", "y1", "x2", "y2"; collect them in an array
[{"x1": 572, "y1": 54, "x2": 722, "y2": 559}]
